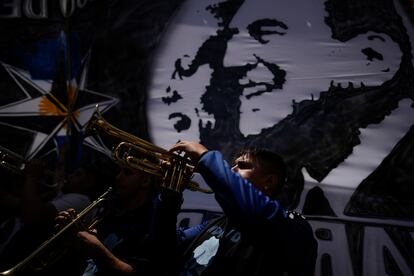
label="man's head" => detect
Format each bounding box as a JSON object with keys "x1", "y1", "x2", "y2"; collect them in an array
[
  {"x1": 64, "y1": 158, "x2": 117, "y2": 198},
  {"x1": 231, "y1": 147, "x2": 286, "y2": 198},
  {"x1": 115, "y1": 166, "x2": 158, "y2": 200}
]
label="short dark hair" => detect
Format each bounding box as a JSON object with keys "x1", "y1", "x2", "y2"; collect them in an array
[{"x1": 234, "y1": 147, "x2": 287, "y2": 196}]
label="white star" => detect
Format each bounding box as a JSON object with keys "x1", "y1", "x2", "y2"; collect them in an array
[{"x1": 0, "y1": 58, "x2": 119, "y2": 160}]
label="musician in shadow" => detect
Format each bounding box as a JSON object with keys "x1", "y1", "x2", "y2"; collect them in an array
[
  {"x1": 169, "y1": 141, "x2": 317, "y2": 276},
  {"x1": 54, "y1": 163, "x2": 182, "y2": 276},
  {"x1": 0, "y1": 157, "x2": 115, "y2": 274}
]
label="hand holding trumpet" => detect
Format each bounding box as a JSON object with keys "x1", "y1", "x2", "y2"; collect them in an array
[
  {"x1": 55, "y1": 208, "x2": 103, "y2": 256},
  {"x1": 169, "y1": 141, "x2": 208, "y2": 164}
]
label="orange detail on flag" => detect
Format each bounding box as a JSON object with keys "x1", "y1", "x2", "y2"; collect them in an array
[{"x1": 39, "y1": 96, "x2": 66, "y2": 116}]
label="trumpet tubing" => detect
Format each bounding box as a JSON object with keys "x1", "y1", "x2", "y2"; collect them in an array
[
  {"x1": 0, "y1": 146, "x2": 65, "y2": 191},
  {"x1": 86, "y1": 106, "x2": 212, "y2": 194},
  {"x1": 0, "y1": 146, "x2": 26, "y2": 174}
]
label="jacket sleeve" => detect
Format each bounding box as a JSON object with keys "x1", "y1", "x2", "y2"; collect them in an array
[{"x1": 197, "y1": 151, "x2": 286, "y2": 224}]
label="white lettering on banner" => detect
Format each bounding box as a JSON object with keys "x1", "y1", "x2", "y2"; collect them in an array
[
  {"x1": 23, "y1": 0, "x2": 47, "y2": 18},
  {"x1": 310, "y1": 220, "x2": 414, "y2": 276},
  {"x1": 77, "y1": 0, "x2": 88, "y2": 9},
  {"x1": 0, "y1": 0, "x2": 93, "y2": 18},
  {"x1": 208, "y1": 225, "x2": 225, "y2": 238},
  {"x1": 59, "y1": 0, "x2": 75, "y2": 17},
  {"x1": 225, "y1": 228, "x2": 241, "y2": 243},
  {"x1": 0, "y1": 0, "x2": 20, "y2": 18}
]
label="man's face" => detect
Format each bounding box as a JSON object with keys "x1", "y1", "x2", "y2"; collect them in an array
[
  {"x1": 232, "y1": 154, "x2": 273, "y2": 195},
  {"x1": 115, "y1": 167, "x2": 150, "y2": 197}
]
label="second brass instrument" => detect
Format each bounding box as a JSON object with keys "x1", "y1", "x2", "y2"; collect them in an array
[
  {"x1": 0, "y1": 146, "x2": 64, "y2": 190},
  {"x1": 0, "y1": 146, "x2": 26, "y2": 175},
  {"x1": 85, "y1": 107, "x2": 212, "y2": 194},
  {"x1": 0, "y1": 187, "x2": 112, "y2": 276}
]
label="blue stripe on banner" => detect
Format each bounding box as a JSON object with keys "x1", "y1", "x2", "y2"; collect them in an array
[{"x1": 16, "y1": 33, "x2": 81, "y2": 80}]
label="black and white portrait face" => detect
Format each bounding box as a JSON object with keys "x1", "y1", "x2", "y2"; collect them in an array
[
  {"x1": 147, "y1": 3, "x2": 414, "y2": 273},
  {"x1": 148, "y1": 0, "x2": 414, "y2": 219},
  {"x1": 148, "y1": 0, "x2": 401, "y2": 148}
]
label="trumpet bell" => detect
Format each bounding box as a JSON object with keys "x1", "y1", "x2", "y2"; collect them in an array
[{"x1": 85, "y1": 106, "x2": 212, "y2": 194}]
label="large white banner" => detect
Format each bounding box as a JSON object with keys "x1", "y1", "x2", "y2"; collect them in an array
[
  {"x1": 147, "y1": 0, "x2": 414, "y2": 275},
  {"x1": 0, "y1": 0, "x2": 413, "y2": 274}
]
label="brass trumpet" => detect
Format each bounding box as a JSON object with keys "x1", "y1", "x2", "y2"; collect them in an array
[
  {"x1": 0, "y1": 187, "x2": 112, "y2": 276},
  {"x1": 0, "y1": 146, "x2": 64, "y2": 190},
  {"x1": 85, "y1": 106, "x2": 212, "y2": 194},
  {"x1": 0, "y1": 146, "x2": 26, "y2": 175}
]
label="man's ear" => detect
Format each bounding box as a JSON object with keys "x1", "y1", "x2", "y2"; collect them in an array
[
  {"x1": 264, "y1": 174, "x2": 278, "y2": 194},
  {"x1": 266, "y1": 174, "x2": 278, "y2": 185}
]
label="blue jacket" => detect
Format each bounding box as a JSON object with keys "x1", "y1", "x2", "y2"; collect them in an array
[{"x1": 179, "y1": 151, "x2": 317, "y2": 276}]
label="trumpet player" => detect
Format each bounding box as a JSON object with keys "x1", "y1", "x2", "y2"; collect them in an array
[
  {"x1": 54, "y1": 165, "x2": 182, "y2": 276},
  {"x1": 169, "y1": 141, "x2": 318, "y2": 276},
  {"x1": 0, "y1": 158, "x2": 112, "y2": 273}
]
